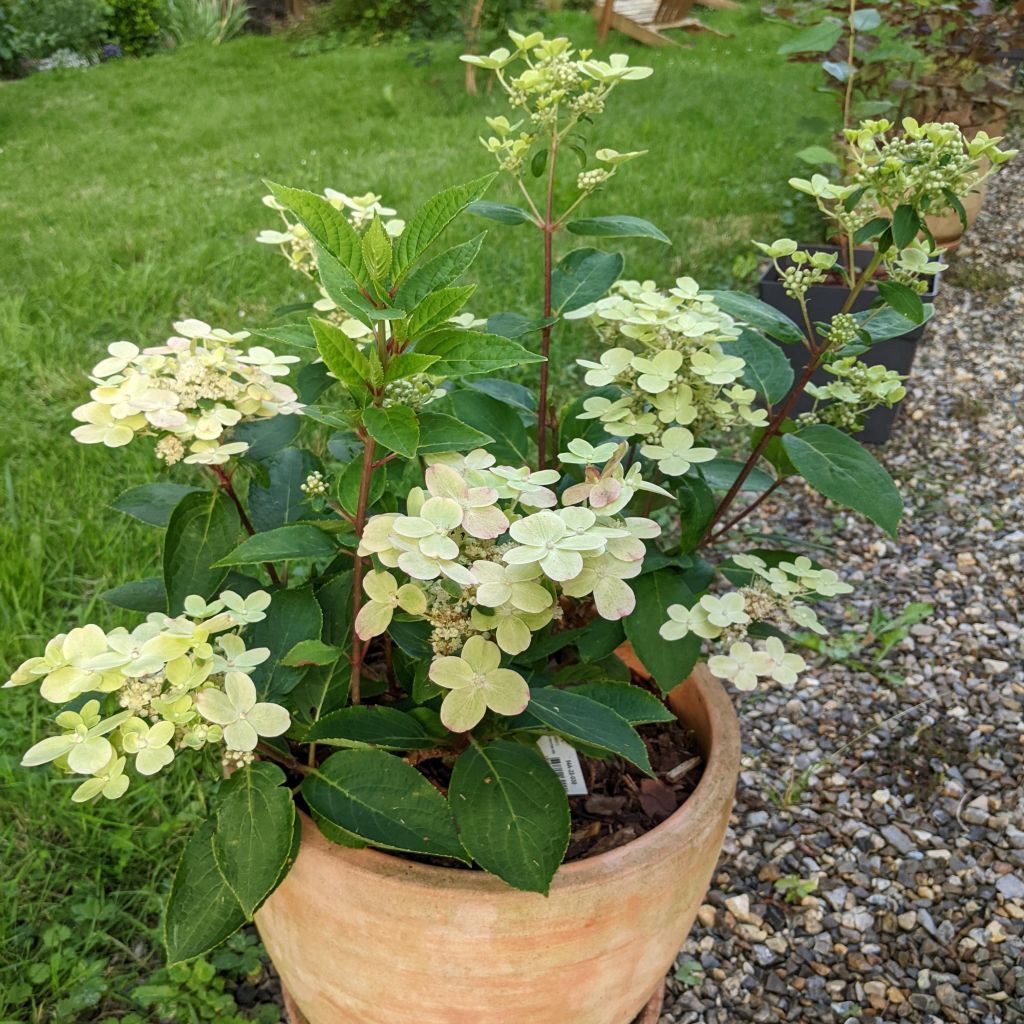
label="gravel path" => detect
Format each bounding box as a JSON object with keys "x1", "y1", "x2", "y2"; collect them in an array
[{"x1": 660, "y1": 142, "x2": 1024, "y2": 1023}]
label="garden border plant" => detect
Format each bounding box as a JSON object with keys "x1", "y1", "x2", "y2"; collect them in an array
[{"x1": 6, "y1": 26, "x2": 1016, "y2": 1024}]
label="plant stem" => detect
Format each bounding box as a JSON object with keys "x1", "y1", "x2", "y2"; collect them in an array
[
  {"x1": 536, "y1": 133, "x2": 559, "y2": 470},
  {"x1": 348, "y1": 432, "x2": 377, "y2": 706},
  {"x1": 843, "y1": 0, "x2": 857, "y2": 132},
  {"x1": 257, "y1": 741, "x2": 310, "y2": 776},
  {"x1": 706, "y1": 479, "x2": 784, "y2": 543},
  {"x1": 209, "y1": 466, "x2": 281, "y2": 586}
]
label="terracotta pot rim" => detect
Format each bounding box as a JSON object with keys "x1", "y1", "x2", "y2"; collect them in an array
[{"x1": 295, "y1": 658, "x2": 740, "y2": 895}]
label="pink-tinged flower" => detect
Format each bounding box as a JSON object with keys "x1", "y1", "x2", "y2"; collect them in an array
[{"x1": 424, "y1": 463, "x2": 509, "y2": 539}]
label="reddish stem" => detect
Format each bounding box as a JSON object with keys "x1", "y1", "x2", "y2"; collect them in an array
[
  {"x1": 348, "y1": 433, "x2": 377, "y2": 705},
  {"x1": 536, "y1": 134, "x2": 559, "y2": 470}
]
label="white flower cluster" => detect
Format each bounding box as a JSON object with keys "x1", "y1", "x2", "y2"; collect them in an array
[
  {"x1": 569, "y1": 278, "x2": 767, "y2": 475},
  {"x1": 659, "y1": 555, "x2": 853, "y2": 690},
  {"x1": 800, "y1": 357, "x2": 907, "y2": 433},
  {"x1": 70, "y1": 320, "x2": 303, "y2": 466},
  {"x1": 354, "y1": 448, "x2": 661, "y2": 728},
  {"x1": 7, "y1": 591, "x2": 290, "y2": 802},
  {"x1": 464, "y1": 31, "x2": 651, "y2": 179}
]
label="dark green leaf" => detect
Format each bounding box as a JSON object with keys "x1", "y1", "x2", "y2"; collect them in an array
[
  {"x1": 405, "y1": 285, "x2": 476, "y2": 339},
  {"x1": 438, "y1": 389, "x2": 530, "y2": 464},
  {"x1": 526, "y1": 688, "x2": 652, "y2": 774},
  {"x1": 853, "y1": 216, "x2": 890, "y2": 244},
  {"x1": 892, "y1": 204, "x2": 921, "y2": 250},
  {"x1": 485, "y1": 313, "x2": 556, "y2": 339},
  {"x1": 624, "y1": 570, "x2": 700, "y2": 694},
  {"x1": 306, "y1": 706, "x2": 435, "y2": 750},
  {"x1": 249, "y1": 586, "x2": 324, "y2": 701},
  {"x1": 565, "y1": 682, "x2": 675, "y2": 725},
  {"x1": 303, "y1": 749, "x2": 467, "y2": 860},
  {"x1": 530, "y1": 148, "x2": 548, "y2": 178},
  {"x1": 415, "y1": 328, "x2": 544, "y2": 377},
  {"x1": 677, "y1": 472, "x2": 717, "y2": 554},
  {"x1": 551, "y1": 248, "x2": 625, "y2": 314},
  {"x1": 733, "y1": 329, "x2": 794, "y2": 405},
  {"x1": 315, "y1": 249, "x2": 380, "y2": 326},
  {"x1": 112, "y1": 483, "x2": 203, "y2": 527},
  {"x1": 315, "y1": 572, "x2": 353, "y2": 648},
  {"x1": 336, "y1": 454, "x2": 387, "y2": 515},
  {"x1": 449, "y1": 740, "x2": 569, "y2": 894},
  {"x1": 877, "y1": 280, "x2": 925, "y2": 325},
  {"x1": 416, "y1": 412, "x2": 494, "y2": 454},
  {"x1": 706, "y1": 291, "x2": 805, "y2": 344},
  {"x1": 782, "y1": 424, "x2": 902, "y2": 537},
  {"x1": 466, "y1": 377, "x2": 537, "y2": 413},
  {"x1": 215, "y1": 524, "x2": 337, "y2": 567},
  {"x1": 362, "y1": 406, "x2": 419, "y2": 459},
  {"x1": 392, "y1": 234, "x2": 486, "y2": 311},
  {"x1": 701, "y1": 458, "x2": 776, "y2": 493},
  {"x1": 465, "y1": 201, "x2": 534, "y2": 225},
  {"x1": 565, "y1": 215, "x2": 671, "y2": 243},
  {"x1": 574, "y1": 617, "x2": 625, "y2": 662},
  {"x1": 852, "y1": 304, "x2": 933, "y2": 341},
  {"x1": 235, "y1": 414, "x2": 303, "y2": 461},
  {"x1": 942, "y1": 188, "x2": 968, "y2": 230},
  {"x1": 101, "y1": 577, "x2": 167, "y2": 613},
  {"x1": 163, "y1": 491, "x2": 240, "y2": 616},
  {"x1": 249, "y1": 448, "x2": 317, "y2": 533}
]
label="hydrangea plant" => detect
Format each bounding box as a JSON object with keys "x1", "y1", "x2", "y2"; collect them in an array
[{"x1": 7, "y1": 30, "x2": 1015, "y2": 966}]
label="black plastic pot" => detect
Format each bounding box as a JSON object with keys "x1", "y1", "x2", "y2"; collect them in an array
[{"x1": 757, "y1": 244, "x2": 941, "y2": 445}]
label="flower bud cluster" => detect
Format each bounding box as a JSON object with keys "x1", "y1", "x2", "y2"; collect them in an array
[
  {"x1": 380, "y1": 374, "x2": 446, "y2": 411},
  {"x1": 800, "y1": 357, "x2": 907, "y2": 433},
  {"x1": 8, "y1": 591, "x2": 291, "y2": 802},
  {"x1": 71, "y1": 320, "x2": 303, "y2": 466}
]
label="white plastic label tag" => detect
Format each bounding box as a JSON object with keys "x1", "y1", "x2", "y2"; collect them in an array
[{"x1": 537, "y1": 735, "x2": 588, "y2": 796}]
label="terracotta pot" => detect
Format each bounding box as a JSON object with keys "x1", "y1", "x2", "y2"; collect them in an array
[{"x1": 256, "y1": 658, "x2": 740, "y2": 1024}]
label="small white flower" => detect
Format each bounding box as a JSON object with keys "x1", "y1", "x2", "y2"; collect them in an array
[
  {"x1": 708, "y1": 642, "x2": 773, "y2": 691},
  {"x1": 640, "y1": 427, "x2": 716, "y2": 477},
  {"x1": 195, "y1": 673, "x2": 290, "y2": 752}
]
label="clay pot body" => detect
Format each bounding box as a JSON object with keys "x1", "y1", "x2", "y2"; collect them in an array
[{"x1": 256, "y1": 658, "x2": 740, "y2": 1024}]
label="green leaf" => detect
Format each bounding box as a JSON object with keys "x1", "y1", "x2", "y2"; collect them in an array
[
  {"x1": 215, "y1": 524, "x2": 337, "y2": 567},
  {"x1": 336, "y1": 453, "x2": 387, "y2": 515},
  {"x1": 438, "y1": 390, "x2": 530, "y2": 465},
  {"x1": 249, "y1": 448, "x2": 317, "y2": 533},
  {"x1": 248, "y1": 586, "x2": 324, "y2": 701},
  {"x1": 112, "y1": 484, "x2": 203, "y2": 527},
  {"x1": 466, "y1": 378, "x2": 537, "y2": 414},
  {"x1": 795, "y1": 145, "x2": 840, "y2": 166},
  {"x1": 101, "y1": 577, "x2": 167, "y2": 614},
  {"x1": 302, "y1": 749, "x2": 468, "y2": 861},
  {"x1": 280, "y1": 639, "x2": 343, "y2": 667},
  {"x1": 316, "y1": 572, "x2": 354, "y2": 649},
  {"x1": 395, "y1": 175, "x2": 495, "y2": 276},
  {"x1": 732, "y1": 329, "x2": 794, "y2": 405},
  {"x1": 624, "y1": 570, "x2": 700, "y2": 694},
  {"x1": 416, "y1": 412, "x2": 494, "y2": 454},
  {"x1": 526, "y1": 688, "x2": 652, "y2": 774},
  {"x1": 706, "y1": 291, "x2": 805, "y2": 345},
  {"x1": 361, "y1": 215, "x2": 393, "y2": 283},
  {"x1": 701, "y1": 458, "x2": 776, "y2": 493},
  {"x1": 314, "y1": 249, "x2": 380, "y2": 327},
  {"x1": 565, "y1": 216, "x2": 670, "y2": 243},
  {"x1": 942, "y1": 188, "x2": 968, "y2": 230},
  {"x1": 310, "y1": 317, "x2": 372, "y2": 399},
  {"x1": 306, "y1": 706, "x2": 435, "y2": 750},
  {"x1": 252, "y1": 324, "x2": 317, "y2": 351},
  {"x1": 267, "y1": 181, "x2": 364, "y2": 281},
  {"x1": 213, "y1": 763, "x2": 297, "y2": 918},
  {"x1": 565, "y1": 682, "x2": 675, "y2": 725},
  {"x1": 234, "y1": 415, "x2": 302, "y2": 461},
  {"x1": 405, "y1": 285, "x2": 476, "y2": 339},
  {"x1": 362, "y1": 405, "x2": 419, "y2": 459},
  {"x1": 677, "y1": 472, "x2": 716, "y2": 554},
  {"x1": 530, "y1": 148, "x2": 548, "y2": 177},
  {"x1": 853, "y1": 216, "x2": 891, "y2": 244},
  {"x1": 465, "y1": 201, "x2": 534, "y2": 225},
  {"x1": 384, "y1": 352, "x2": 440, "y2": 382},
  {"x1": 852, "y1": 304, "x2": 933, "y2": 341},
  {"x1": 392, "y1": 234, "x2": 485, "y2": 312},
  {"x1": 164, "y1": 818, "x2": 247, "y2": 965},
  {"x1": 852, "y1": 8, "x2": 882, "y2": 31},
  {"x1": 551, "y1": 248, "x2": 625, "y2": 314},
  {"x1": 777, "y1": 18, "x2": 843, "y2": 54},
  {"x1": 891, "y1": 204, "x2": 921, "y2": 250},
  {"x1": 485, "y1": 312, "x2": 556, "y2": 339},
  {"x1": 415, "y1": 328, "x2": 543, "y2": 378},
  {"x1": 163, "y1": 491, "x2": 240, "y2": 616},
  {"x1": 449, "y1": 740, "x2": 569, "y2": 895},
  {"x1": 574, "y1": 617, "x2": 625, "y2": 662},
  {"x1": 877, "y1": 280, "x2": 925, "y2": 325},
  {"x1": 782, "y1": 424, "x2": 902, "y2": 537}
]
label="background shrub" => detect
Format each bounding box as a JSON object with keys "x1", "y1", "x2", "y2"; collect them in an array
[
  {"x1": 2, "y1": 0, "x2": 112, "y2": 60},
  {"x1": 108, "y1": 0, "x2": 166, "y2": 55}
]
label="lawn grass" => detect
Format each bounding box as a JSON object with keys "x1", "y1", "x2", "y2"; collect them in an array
[{"x1": 0, "y1": 6, "x2": 829, "y2": 1018}]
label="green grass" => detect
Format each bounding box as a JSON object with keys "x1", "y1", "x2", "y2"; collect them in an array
[{"x1": 0, "y1": 7, "x2": 828, "y2": 1019}]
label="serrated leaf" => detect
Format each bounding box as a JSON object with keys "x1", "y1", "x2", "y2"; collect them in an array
[
  {"x1": 362, "y1": 405, "x2": 419, "y2": 458},
  {"x1": 395, "y1": 175, "x2": 495, "y2": 276},
  {"x1": 565, "y1": 216, "x2": 670, "y2": 243},
  {"x1": 485, "y1": 312, "x2": 557, "y2": 339},
  {"x1": 251, "y1": 324, "x2": 318, "y2": 351},
  {"x1": 315, "y1": 249, "x2": 378, "y2": 327},
  {"x1": 624, "y1": 570, "x2": 701, "y2": 694},
  {"x1": 163, "y1": 491, "x2": 240, "y2": 616},
  {"x1": 551, "y1": 248, "x2": 625, "y2": 314},
  {"x1": 302, "y1": 749, "x2": 468, "y2": 861},
  {"x1": 465, "y1": 201, "x2": 534, "y2": 225},
  {"x1": 564, "y1": 682, "x2": 675, "y2": 725},
  {"x1": 361, "y1": 215, "x2": 393, "y2": 283},
  {"x1": 706, "y1": 291, "x2": 805, "y2": 345},
  {"x1": 415, "y1": 328, "x2": 543, "y2": 378},
  {"x1": 306, "y1": 706, "x2": 435, "y2": 750},
  {"x1": 782, "y1": 424, "x2": 902, "y2": 537},
  {"x1": 384, "y1": 352, "x2": 440, "y2": 382},
  {"x1": 310, "y1": 317, "x2": 372, "y2": 400},
  {"x1": 405, "y1": 285, "x2": 476, "y2": 339},
  {"x1": 732, "y1": 329, "x2": 794, "y2": 405},
  {"x1": 215, "y1": 524, "x2": 337, "y2": 567},
  {"x1": 416, "y1": 412, "x2": 494, "y2": 454},
  {"x1": 449, "y1": 740, "x2": 569, "y2": 894},
  {"x1": 526, "y1": 688, "x2": 652, "y2": 774},
  {"x1": 392, "y1": 234, "x2": 485, "y2": 311}
]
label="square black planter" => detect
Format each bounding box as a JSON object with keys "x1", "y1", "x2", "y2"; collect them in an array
[{"x1": 757, "y1": 244, "x2": 941, "y2": 445}]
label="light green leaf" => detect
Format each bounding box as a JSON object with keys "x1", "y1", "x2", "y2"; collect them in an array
[
  {"x1": 782, "y1": 425, "x2": 902, "y2": 537},
  {"x1": 163, "y1": 491, "x2": 240, "y2": 616},
  {"x1": 796, "y1": 145, "x2": 840, "y2": 166},
  {"x1": 405, "y1": 285, "x2": 476, "y2": 339},
  {"x1": 565, "y1": 682, "x2": 676, "y2": 725},
  {"x1": 305, "y1": 706, "x2": 435, "y2": 750},
  {"x1": 465, "y1": 200, "x2": 534, "y2": 225},
  {"x1": 215, "y1": 524, "x2": 337, "y2": 567},
  {"x1": 392, "y1": 234, "x2": 485, "y2": 312},
  {"x1": 310, "y1": 317, "x2": 372, "y2": 399},
  {"x1": 362, "y1": 406, "x2": 419, "y2": 459},
  {"x1": 706, "y1": 291, "x2": 805, "y2": 345},
  {"x1": 449, "y1": 740, "x2": 569, "y2": 895},
  {"x1": 112, "y1": 483, "x2": 204, "y2": 528},
  {"x1": 280, "y1": 639, "x2": 343, "y2": 667},
  {"x1": 852, "y1": 8, "x2": 881, "y2": 31},
  {"x1": 415, "y1": 328, "x2": 543, "y2": 377},
  {"x1": 416, "y1": 412, "x2": 494, "y2": 454},
  {"x1": 551, "y1": 248, "x2": 625, "y2": 314},
  {"x1": 361, "y1": 215, "x2": 393, "y2": 283},
  {"x1": 777, "y1": 18, "x2": 843, "y2": 55},
  {"x1": 565, "y1": 215, "x2": 671, "y2": 243},
  {"x1": 384, "y1": 352, "x2": 440, "y2": 383},
  {"x1": 252, "y1": 324, "x2": 318, "y2": 351},
  {"x1": 624, "y1": 570, "x2": 701, "y2": 694},
  {"x1": 302, "y1": 749, "x2": 468, "y2": 861},
  {"x1": 437, "y1": 390, "x2": 530, "y2": 464},
  {"x1": 526, "y1": 688, "x2": 652, "y2": 774},
  {"x1": 732, "y1": 329, "x2": 795, "y2": 405}
]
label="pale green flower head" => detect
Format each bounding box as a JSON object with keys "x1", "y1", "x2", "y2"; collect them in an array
[
  {"x1": 354, "y1": 571, "x2": 427, "y2": 642},
  {"x1": 472, "y1": 561, "x2": 551, "y2": 614},
  {"x1": 460, "y1": 47, "x2": 513, "y2": 70},
  {"x1": 633, "y1": 350, "x2": 684, "y2": 394},
  {"x1": 560, "y1": 552, "x2": 642, "y2": 620},
  {"x1": 121, "y1": 717, "x2": 176, "y2": 776},
  {"x1": 72, "y1": 753, "x2": 129, "y2": 804},
  {"x1": 763, "y1": 637, "x2": 807, "y2": 687},
  {"x1": 489, "y1": 465, "x2": 560, "y2": 508},
  {"x1": 425, "y1": 463, "x2": 509, "y2": 540},
  {"x1": 580, "y1": 53, "x2": 653, "y2": 83},
  {"x1": 596, "y1": 148, "x2": 648, "y2": 165},
  {"x1": 428, "y1": 636, "x2": 530, "y2": 732},
  {"x1": 578, "y1": 346, "x2": 634, "y2": 387},
  {"x1": 470, "y1": 603, "x2": 553, "y2": 656},
  {"x1": 503, "y1": 508, "x2": 614, "y2": 582},
  {"x1": 22, "y1": 702, "x2": 131, "y2": 775},
  {"x1": 558, "y1": 438, "x2": 621, "y2": 467},
  {"x1": 659, "y1": 602, "x2": 721, "y2": 642},
  {"x1": 640, "y1": 427, "x2": 716, "y2": 477},
  {"x1": 754, "y1": 239, "x2": 798, "y2": 259},
  {"x1": 195, "y1": 673, "x2": 290, "y2": 752},
  {"x1": 708, "y1": 641, "x2": 773, "y2": 691},
  {"x1": 699, "y1": 593, "x2": 750, "y2": 629}
]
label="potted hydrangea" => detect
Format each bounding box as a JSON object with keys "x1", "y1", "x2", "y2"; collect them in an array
[{"x1": 6, "y1": 30, "x2": 1015, "y2": 1024}]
